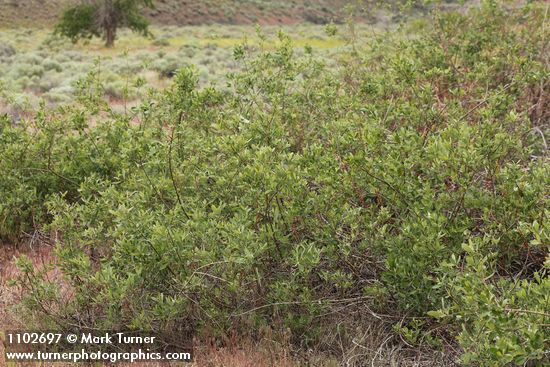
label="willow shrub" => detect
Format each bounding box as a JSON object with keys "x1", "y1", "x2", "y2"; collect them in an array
[{"x1": 6, "y1": 1, "x2": 549, "y2": 365}]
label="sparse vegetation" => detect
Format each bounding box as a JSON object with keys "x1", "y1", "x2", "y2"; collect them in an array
[
  {"x1": 0, "y1": 24, "x2": 364, "y2": 113},
  {"x1": 0, "y1": 0, "x2": 354, "y2": 27}
]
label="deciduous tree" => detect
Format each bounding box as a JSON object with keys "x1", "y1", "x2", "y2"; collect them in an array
[{"x1": 55, "y1": 0, "x2": 154, "y2": 47}]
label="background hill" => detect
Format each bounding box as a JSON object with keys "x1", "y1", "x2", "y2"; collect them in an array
[{"x1": 0, "y1": 0, "x2": 355, "y2": 27}]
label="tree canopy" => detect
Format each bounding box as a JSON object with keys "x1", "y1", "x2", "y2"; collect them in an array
[{"x1": 55, "y1": 0, "x2": 154, "y2": 47}]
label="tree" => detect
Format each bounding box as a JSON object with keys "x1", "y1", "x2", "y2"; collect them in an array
[{"x1": 55, "y1": 0, "x2": 154, "y2": 47}]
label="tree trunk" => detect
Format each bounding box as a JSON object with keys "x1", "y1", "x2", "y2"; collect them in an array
[
  {"x1": 102, "y1": 0, "x2": 116, "y2": 48},
  {"x1": 105, "y1": 26, "x2": 116, "y2": 48}
]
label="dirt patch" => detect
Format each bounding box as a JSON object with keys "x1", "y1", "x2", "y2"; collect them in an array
[{"x1": 0, "y1": 240, "x2": 59, "y2": 329}]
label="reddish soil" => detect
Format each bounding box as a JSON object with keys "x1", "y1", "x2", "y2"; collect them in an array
[{"x1": 0, "y1": 241, "x2": 58, "y2": 329}]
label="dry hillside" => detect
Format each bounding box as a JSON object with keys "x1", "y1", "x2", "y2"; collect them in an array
[{"x1": 0, "y1": 0, "x2": 354, "y2": 27}]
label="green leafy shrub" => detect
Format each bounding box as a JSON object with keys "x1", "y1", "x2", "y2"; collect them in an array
[{"x1": 4, "y1": 1, "x2": 549, "y2": 365}]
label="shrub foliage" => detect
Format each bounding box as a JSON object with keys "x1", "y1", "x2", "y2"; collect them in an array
[{"x1": 2, "y1": 1, "x2": 549, "y2": 365}]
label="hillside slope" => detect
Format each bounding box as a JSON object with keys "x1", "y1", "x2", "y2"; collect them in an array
[{"x1": 0, "y1": 0, "x2": 353, "y2": 27}]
